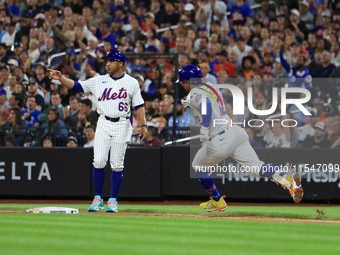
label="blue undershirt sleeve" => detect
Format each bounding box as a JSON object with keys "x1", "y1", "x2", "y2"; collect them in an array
[
  {"x1": 134, "y1": 104, "x2": 145, "y2": 112},
  {"x1": 72, "y1": 81, "x2": 84, "y2": 92}
]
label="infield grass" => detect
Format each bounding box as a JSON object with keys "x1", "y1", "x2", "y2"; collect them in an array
[{"x1": 1, "y1": 204, "x2": 340, "y2": 255}]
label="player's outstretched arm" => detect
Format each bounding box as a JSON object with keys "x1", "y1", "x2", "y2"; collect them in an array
[
  {"x1": 47, "y1": 69, "x2": 75, "y2": 90},
  {"x1": 136, "y1": 107, "x2": 148, "y2": 142}
]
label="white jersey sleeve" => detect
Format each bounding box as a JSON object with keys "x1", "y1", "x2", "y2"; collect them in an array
[
  {"x1": 79, "y1": 76, "x2": 98, "y2": 94},
  {"x1": 131, "y1": 79, "x2": 145, "y2": 107}
]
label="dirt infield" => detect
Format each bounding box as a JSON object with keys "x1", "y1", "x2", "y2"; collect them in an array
[
  {"x1": 1, "y1": 209, "x2": 340, "y2": 225},
  {"x1": 1, "y1": 199, "x2": 340, "y2": 224},
  {"x1": 1, "y1": 199, "x2": 340, "y2": 207}
]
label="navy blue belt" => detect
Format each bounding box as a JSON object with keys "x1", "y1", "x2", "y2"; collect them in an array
[{"x1": 104, "y1": 116, "x2": 128, "y2": 122}]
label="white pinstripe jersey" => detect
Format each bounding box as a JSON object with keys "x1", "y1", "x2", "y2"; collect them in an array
[
  {"x1": 79, "y1": 73, "x2": 144, "y2": 118},
  {"x1": 187, "y1": 82, "x2": 231, "y2": 137}
]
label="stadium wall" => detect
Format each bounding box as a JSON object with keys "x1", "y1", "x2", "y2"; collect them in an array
[{"x1": 0, "y1": 147, "x2": 339, "y2": 201}]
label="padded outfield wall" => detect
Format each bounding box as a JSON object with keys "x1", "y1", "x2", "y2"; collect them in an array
[{"x1": 0, "y1": 147, "x2": 339, "y2": 201}]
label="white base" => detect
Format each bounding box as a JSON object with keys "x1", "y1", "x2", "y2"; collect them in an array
[{"x1": 26, "y1": 207, "x2": 79, "y2": 214}]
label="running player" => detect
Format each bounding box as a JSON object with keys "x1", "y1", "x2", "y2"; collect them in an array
[{"x1": 177, "y1": 64, "x2": 303, "y2": 211}]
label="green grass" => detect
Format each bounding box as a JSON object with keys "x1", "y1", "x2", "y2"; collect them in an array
[
  {"x1": 1, "y1": 203, "x2": 340, "y2": 220},
  {"x1": 1, "y1": 204, "x2": 340, "y2": 255},
  {"x1": 0, "y1": 213, "x2": 340, "y2": 255}
]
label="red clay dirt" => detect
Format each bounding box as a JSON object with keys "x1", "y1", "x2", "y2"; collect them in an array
[
  {"x1": 1, "y1": 199, "x2": 340, "y2": 224},
  {"x1": 1, "y1": 199, "x2": 339, "y2": 207}
]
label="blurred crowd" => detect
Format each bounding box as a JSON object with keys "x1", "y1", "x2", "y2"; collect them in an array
[{"x1": 0, "y1": 0, "x2": 340, "y2": 149}]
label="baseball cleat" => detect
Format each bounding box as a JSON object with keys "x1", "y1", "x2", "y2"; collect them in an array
[
  {"x1": 287, "y1": 173, "x2": 304, "y2": 203},
  {"x1": 88, "y1": 195, "x2": 104, "y2": 212},
  {"x1": 199, "y1": 195, "x2": 227, "y2": 212},
  {"x1": 106, "y1": 198, "x2": 118, "y2": 213}
]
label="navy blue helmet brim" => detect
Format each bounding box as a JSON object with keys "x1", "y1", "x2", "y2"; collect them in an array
[{"x1": 101, "y1": 56, "x2": 122, "y2": 63}]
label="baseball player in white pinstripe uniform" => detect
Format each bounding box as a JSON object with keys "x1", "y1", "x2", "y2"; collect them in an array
[
  {"x1": 177, "y1": 65, "x2": 303, "y2": 212},
  {"x1": 48, "y1": 49, "x2": 148, "y2": 213}
]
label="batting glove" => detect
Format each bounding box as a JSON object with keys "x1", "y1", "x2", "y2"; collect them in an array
[
  {"x1": 199, "y1": 126, "x2": 210, "y2": 142},
  {"x1": 181, "y1": 97, "x2": 190, "y2": 108}
]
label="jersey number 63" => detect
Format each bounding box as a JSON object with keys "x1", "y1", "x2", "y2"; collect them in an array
[{"x1": 118, "y1": 102, "x2": 128, "y2": 112}]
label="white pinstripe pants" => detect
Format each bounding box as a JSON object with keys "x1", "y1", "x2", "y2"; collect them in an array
[
  {"x1": 192, "y1": 125, "x2": 264, "y2": 176},
  {"x1": 93, "y1": 116, "x2": 132, "y2": 171}
]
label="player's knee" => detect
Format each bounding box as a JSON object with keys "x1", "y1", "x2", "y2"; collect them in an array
[
  {"x1": 192, "y1": 161, "x2": 197, "y2": 169},
  {"x1": 192, "y1": 161, "x2": 201, "y2": 171},
  {"x1": 192, "y1": 163, "x2": 196, "y2": 170},
  {"x1": 93, "y1": 160, "x2": 107, "y2": 169},
  {"x1": 93, "y1": 154, "x2": 108, "y2": 168},
  {"x1": 110, "y1": 159, "x2": 124, "y2": 171}
]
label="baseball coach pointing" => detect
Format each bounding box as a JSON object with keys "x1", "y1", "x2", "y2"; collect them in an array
[{"x1": 48, "y1": 49, "x2": 148, "y2": 213}]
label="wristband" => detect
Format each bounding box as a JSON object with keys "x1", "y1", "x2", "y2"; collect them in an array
[{"x1": 141, "y1": 124, "x2": 147, "y2": 128}]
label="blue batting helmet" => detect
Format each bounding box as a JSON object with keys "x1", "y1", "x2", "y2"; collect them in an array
[
  {"x1": 176, "y1": 64, "x2": 203, "y2": 83},
  {"x1": 102, "y1": 49, "x2": 126, "y2": 64}
]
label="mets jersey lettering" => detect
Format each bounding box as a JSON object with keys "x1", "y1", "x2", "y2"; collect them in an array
[
  {"x1": 79, "y1": 73, "x2": 144, "y2": 118},
  {"x1": 98, "y1": 87, "x2": 127, "y2": 101}
]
